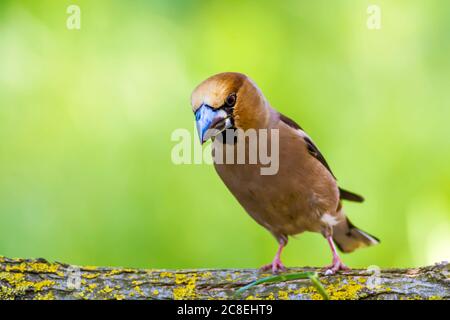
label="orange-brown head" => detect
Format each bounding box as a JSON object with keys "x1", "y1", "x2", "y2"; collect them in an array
[{"x1": 191, "y1": 72, "x2": 269, "y2": 144}]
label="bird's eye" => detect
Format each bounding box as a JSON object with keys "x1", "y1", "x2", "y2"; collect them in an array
[{"x1": 225, "y1": 93, "x2": 236, "y2": 108}]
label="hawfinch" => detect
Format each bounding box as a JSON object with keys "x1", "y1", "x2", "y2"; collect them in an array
[{"x1": 190, "y1": 72, "x2": 379, "y2": 274}]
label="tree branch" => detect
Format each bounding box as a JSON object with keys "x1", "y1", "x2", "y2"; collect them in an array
[{"x1": 0, "y1": 256, "x2": 448, "y2": 300}]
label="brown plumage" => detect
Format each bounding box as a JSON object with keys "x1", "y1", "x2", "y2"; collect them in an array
[{"x1": 191, "y1": 72, "x2": 379, "y2": 273}]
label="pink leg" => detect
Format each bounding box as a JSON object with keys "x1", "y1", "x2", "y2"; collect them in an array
[
  {"x1": 322, "y1": 236, "x2": 350, "y2": 275},
  {"x1": 260, "y1": 241, "x2": 287, "y2": 273}
]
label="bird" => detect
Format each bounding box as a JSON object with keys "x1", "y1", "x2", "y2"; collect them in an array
[{"x1": 190, "y1": 72, "x2": 379, "y2": 274}]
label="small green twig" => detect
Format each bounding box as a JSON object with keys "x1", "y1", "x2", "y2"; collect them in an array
[{"x1": 235, "y1": 271, "x2": 329, "y2": 300}]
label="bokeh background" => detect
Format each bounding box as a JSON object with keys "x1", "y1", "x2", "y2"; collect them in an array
[{"x1": 0, "y1": 0, "x2": 449, "y2": 269}]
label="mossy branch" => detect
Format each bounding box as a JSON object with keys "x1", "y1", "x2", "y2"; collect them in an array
[{"x1": 0, "y1": 256, "x2": 448, "y2": 300}]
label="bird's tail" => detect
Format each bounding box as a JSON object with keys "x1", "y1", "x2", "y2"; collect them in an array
[{"x1": 332, "y1": 217, "x2": 380, "y2": 253}]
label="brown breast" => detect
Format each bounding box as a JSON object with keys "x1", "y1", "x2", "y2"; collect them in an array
[{"x1": 212, "y1": 120, "x2": 340, "y2": 237}]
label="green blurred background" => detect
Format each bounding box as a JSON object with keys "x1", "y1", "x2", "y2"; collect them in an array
[{"x1": 0, "y1": 0, "x2": 449, "y2": 269}]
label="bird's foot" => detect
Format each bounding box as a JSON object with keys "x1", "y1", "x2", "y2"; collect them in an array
[
  {"x1": 260, "y1": 258, "x2": 286, "y2": 274},
  {"x1": 322, "y1": 259, "x2": 350, "y2": 275}
]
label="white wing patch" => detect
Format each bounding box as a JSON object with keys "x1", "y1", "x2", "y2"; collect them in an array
[{"x1": 295, "y1": 129, "x2": 307, "y2": 138}]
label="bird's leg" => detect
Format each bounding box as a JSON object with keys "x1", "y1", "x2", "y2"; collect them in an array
[
  {"x1": 323, "y1": 236, "x2": 350, "y2": 275},
  {"x1": 260, "y1": 240, "x2": 287, "y2": 273}
]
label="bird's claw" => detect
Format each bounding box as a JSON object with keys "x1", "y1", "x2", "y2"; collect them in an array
[
  {"x1": 260, "y1": 259, "x2": 286, "y2": 274},
  {"x1": 322, "y1": 259, "x2": 350, "y2": 275}
]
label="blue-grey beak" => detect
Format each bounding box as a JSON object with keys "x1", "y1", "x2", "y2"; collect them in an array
[{"x1": 195, "y1": 104, "x2": 231, "y2": 144}]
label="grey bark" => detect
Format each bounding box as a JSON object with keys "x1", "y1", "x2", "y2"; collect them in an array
[{"x1": 0, "y1": 256, "x2": 448, "y2": 300}]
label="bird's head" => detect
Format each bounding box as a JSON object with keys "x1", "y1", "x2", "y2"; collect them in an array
[{"x1": 191, "y1": 72, "x2": 269, "y2": 144}]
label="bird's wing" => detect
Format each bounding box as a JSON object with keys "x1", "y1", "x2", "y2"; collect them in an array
[
  {"x1": 279, "y1": 112, "x2": 364, "y2": 203},
  {"x1": 338, "y1": 188, "x2": 364, "y2": 202}
]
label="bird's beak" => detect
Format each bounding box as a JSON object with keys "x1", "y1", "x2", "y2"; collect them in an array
[{"x1": 195, "y1": 104, "x2": 232, "y2": 144}]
